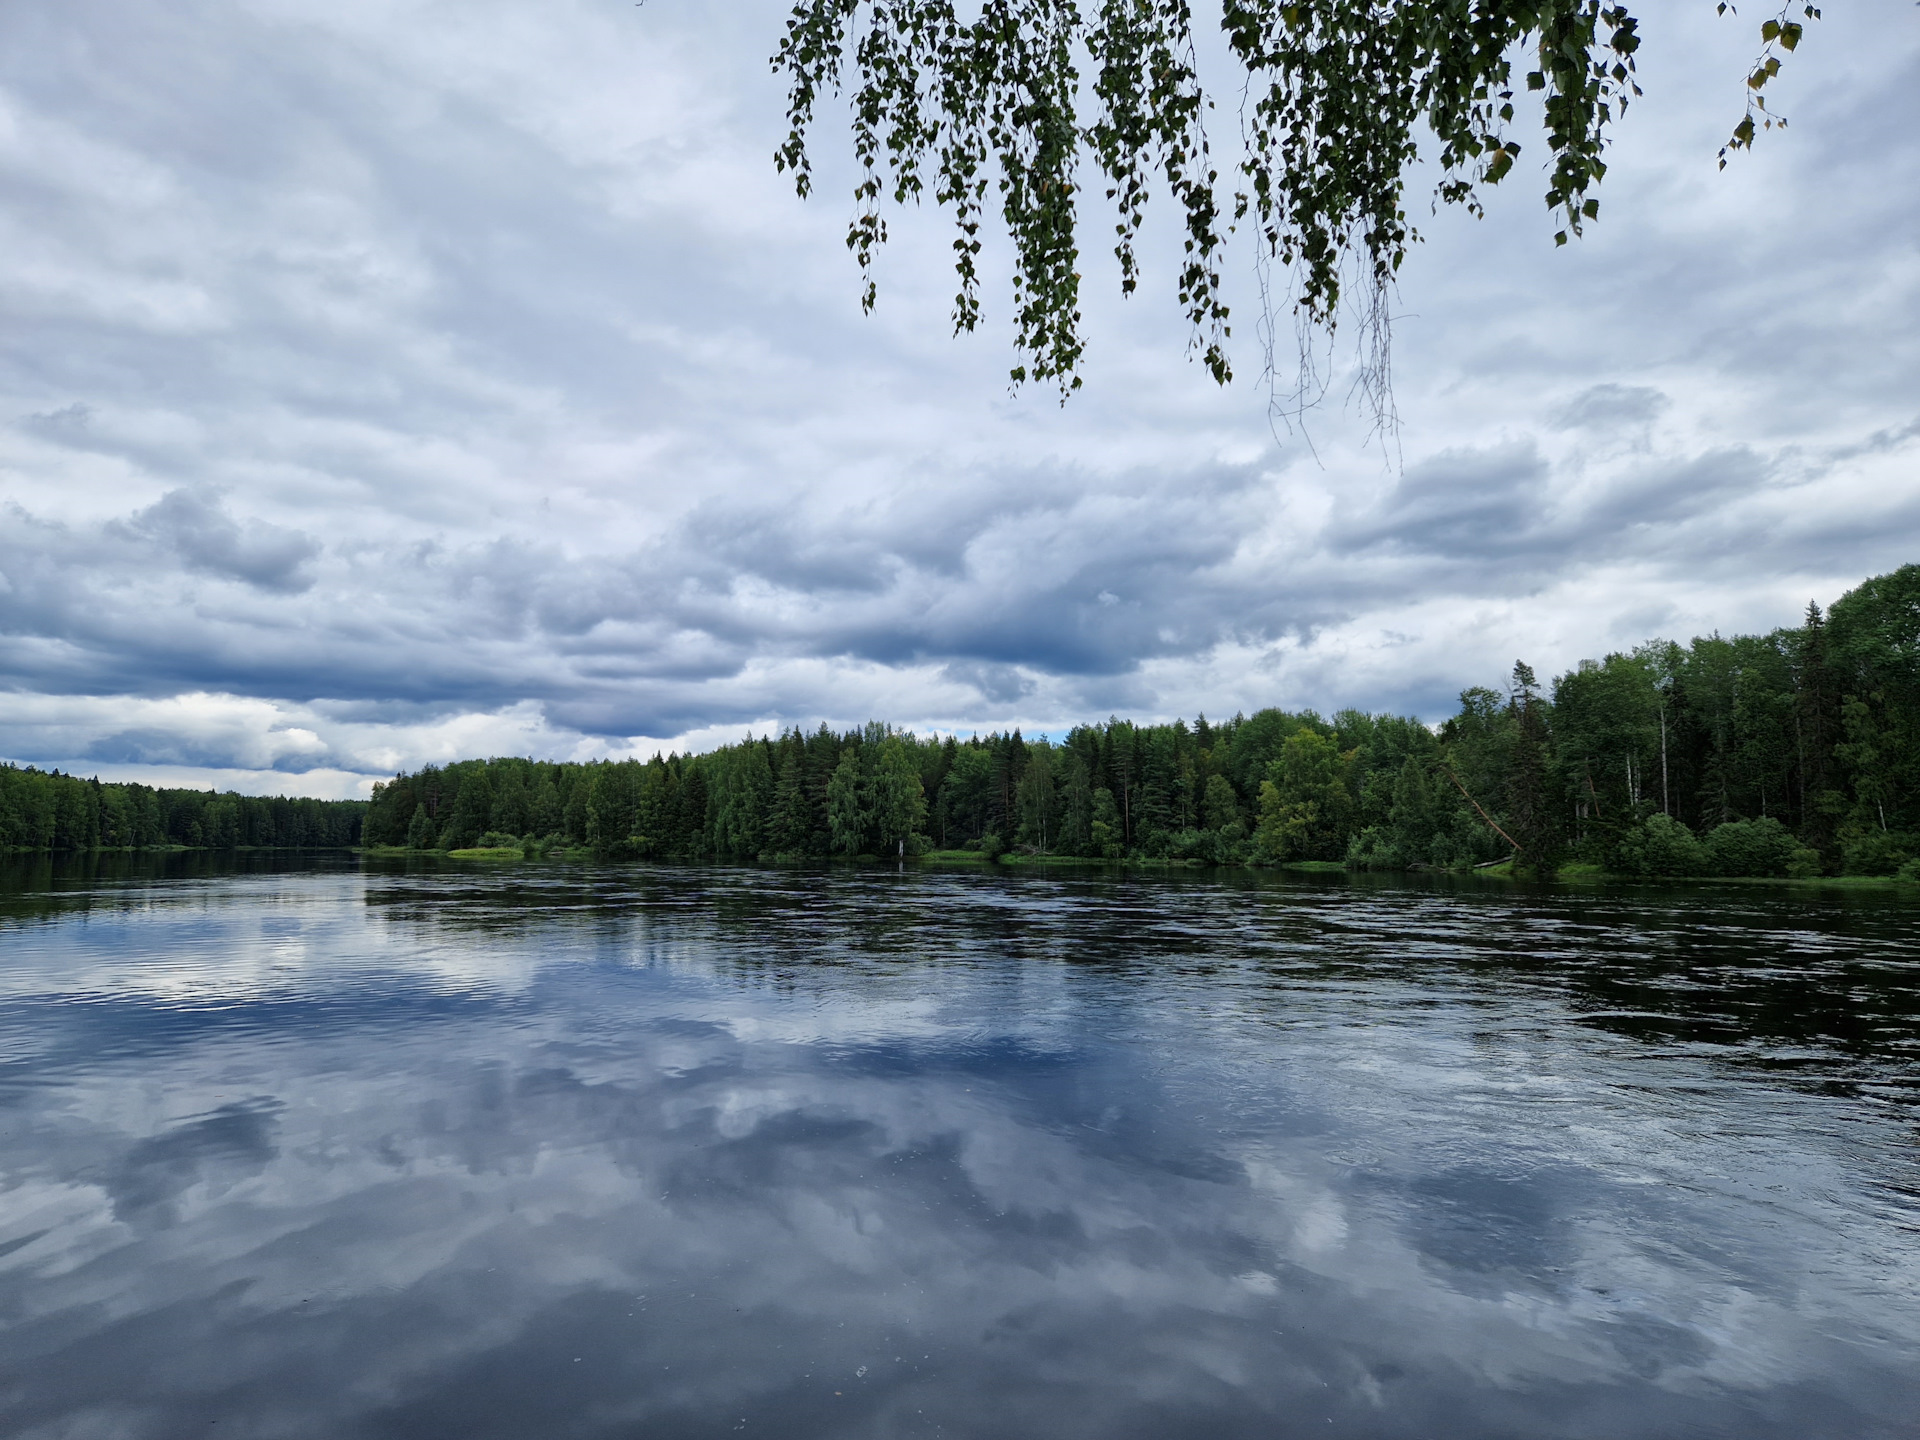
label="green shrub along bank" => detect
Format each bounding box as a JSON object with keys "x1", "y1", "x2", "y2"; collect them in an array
[
  {"x1": 0, "y1": 767, "x2": 366, "y2": 852},
  {"x1": 363, "y1": 566, "x2": 1920, "y2": 882}
]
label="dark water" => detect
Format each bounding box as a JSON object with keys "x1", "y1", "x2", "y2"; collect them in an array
[{"x1": 2, "y1": 855, "x2": 1917, "y2": 1439}]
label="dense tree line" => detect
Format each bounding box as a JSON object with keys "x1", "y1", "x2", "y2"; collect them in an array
[
  {"x1": 0, "y1": 768, "x2": 365, "y2": 852},
  {"x1": 364, "y1": 565, "x2": 1920, "y2": 880},
  {"x1": 1526, "y1": 562, "x2": 1920, "y2": 879}
]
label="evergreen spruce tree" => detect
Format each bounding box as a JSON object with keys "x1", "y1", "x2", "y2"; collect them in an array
[
  {"x1": 442, "y1": 768, "x2": 492, "y2": 850},
  {"x1": 766, "y1": 741, "x2": 811, "y2": 857},
  {"x1": 827, "y1": 749, "x2": 867, "y2": 854}
]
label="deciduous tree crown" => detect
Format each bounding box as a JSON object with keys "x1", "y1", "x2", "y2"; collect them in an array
[{"x1": 772, "y1": 1, "x2": 1816, "y2": 398}]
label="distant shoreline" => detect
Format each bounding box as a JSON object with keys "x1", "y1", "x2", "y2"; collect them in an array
[{"x1": 349, "y1": 845, "x2": 1919, "y2": 892}]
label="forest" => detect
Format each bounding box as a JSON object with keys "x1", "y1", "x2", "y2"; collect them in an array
[
  {"x1": 0, "y1": 769, "x2": 365, "y2": 853},
  {"x1": 359, "y1": 565, "x2": 1920, "y2": 881}
]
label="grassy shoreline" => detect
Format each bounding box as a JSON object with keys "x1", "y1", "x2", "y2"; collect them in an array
[{"x1": 356, "y1": 845, "x2": 1915, "y2": 891}]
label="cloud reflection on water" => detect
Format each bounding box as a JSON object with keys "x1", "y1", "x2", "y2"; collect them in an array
[{"x1": 0, "y1": 862, "x2": 1916, "y2": 1438}]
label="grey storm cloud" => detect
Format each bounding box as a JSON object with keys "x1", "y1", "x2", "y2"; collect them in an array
[
  {"x1": 1333, "y1": 442, "x2": 1553, "y2": 559},
  {"x1": 118, "y1": 489, "x2": 321, "y2": 592},
  {"x1": 0, "y1": 0, "x2": 1916, "y2": 783},
  {"x1": 4, "y1": 466, "x2": 1268, "y2": 735},
  {"x1": 940, "y1": 661, "x2": 1037, "y2": 707}
]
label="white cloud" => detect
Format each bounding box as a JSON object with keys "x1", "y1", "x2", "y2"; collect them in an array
[{"x1": 0, "y1": 0, "x2": 1915, "y2": 787}]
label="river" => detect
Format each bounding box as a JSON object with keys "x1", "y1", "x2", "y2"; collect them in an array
[{"x1": 1, "y1": 854, "x2": 1916, "y2": 1438}]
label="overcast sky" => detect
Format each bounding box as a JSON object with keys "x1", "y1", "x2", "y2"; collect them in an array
[{"x1": 2, "y1": 0, "x2": 1916, "y2": 797}]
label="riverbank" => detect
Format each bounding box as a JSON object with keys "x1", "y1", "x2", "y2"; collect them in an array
[
  {"x1": 356, "y1": 845, "x2": 1917, "y2": 891},
  {"x1": 1545, "y1": 861, "x2": 1914, "y2": 892}
]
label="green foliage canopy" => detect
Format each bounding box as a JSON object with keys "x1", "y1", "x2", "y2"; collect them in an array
[
  {"x1": 773, "y1": 0, "x2": 1816, "y2": 395},
  {"x1": 0, "y1": 769, "x2": 364, "y2": 853}
]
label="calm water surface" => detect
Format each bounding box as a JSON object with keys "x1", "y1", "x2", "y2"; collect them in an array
[{"x1": 1, "y1": 855, "x2": 1917, "y2": 1439}]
